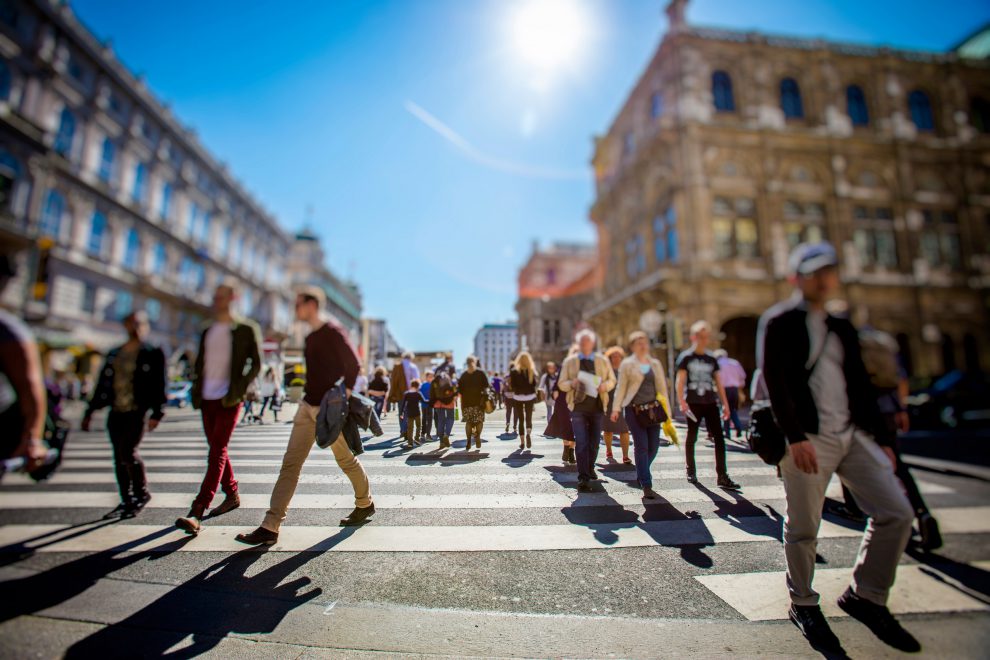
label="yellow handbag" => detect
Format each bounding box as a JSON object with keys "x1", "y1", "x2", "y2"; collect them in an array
[{"x1": 657, "y1": 394, "x2": 679, "y2": 446}]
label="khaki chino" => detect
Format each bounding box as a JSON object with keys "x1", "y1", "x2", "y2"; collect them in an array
[
  {"x1": 779, "y1": 428, "x2": 913, "y2": 607},
  {"x1": 262, "y1": 401, "x2": 372, "y2": 533}
]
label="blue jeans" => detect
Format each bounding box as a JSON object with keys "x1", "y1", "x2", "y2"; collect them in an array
[
  {"x1": 570, "y1": 409, "x2": 603, "y2": 482},
  {"x1": 624, "y1": 407, "x2": 662, "y2": 489},
  {"x1": 399, "y1": 412, "x2": 407, "y2": 435},
  {"x1": 435, "y1": 407, "x2": 455, "y2": 437},
  {"x1": 723, "y1": 387, "x2": 744, "y2": 437},
  {"x1": 370, "y1": 396, "x2": 385, "y2": 419}
]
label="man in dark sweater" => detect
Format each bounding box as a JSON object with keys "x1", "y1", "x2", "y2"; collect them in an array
[
  {"x1": 82, "y1": 311, "x2": 167, "y2": 518},
  {"x1": 237, "y1": 286, "x2": 373, "y2": 546},
  {"x1": 759, "y1": 242, "x2": 917, "y2": 655}
]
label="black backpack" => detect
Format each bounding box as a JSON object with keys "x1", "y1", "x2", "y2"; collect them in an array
[{"x1": 434, "y1": 374, "x2": 455, "y2": 400}]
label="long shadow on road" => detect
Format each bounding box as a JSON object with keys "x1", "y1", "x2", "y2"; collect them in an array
[{"x1": 63, "y1": 529, "x2": 356, "y2": 658}]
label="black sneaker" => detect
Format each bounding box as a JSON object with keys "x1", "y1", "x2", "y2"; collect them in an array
[
  {"x1": 917, "y1": 512, "x2": 943, "y2": 551},
  {"x1": 235, "y1": 526, "x2": 279, "y2": 546},
  {"x1": 577, "y1": 479, "x2": 593, "y2": 493},
  {"x1": 686, "y1": 470, "x2": 698, "y2": 484},
  {"x1": 589, "y1": 469, "x2": 602, "y2": 481},
  {"x1": 341, "y1": 503, "x2": 376, "y2": 526},
  {"x1": 717, "y1": 476, "x2": 741, "y2": 491},
  {"x1": 788, "y1": 604, "x2": 843, "y2": 654},
  {"x1": 837, "y1": 587, "x2": 921, "y2": 653}
]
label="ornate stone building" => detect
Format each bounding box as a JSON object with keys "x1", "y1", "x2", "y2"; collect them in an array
[
  {"x1": 287, "y1": 229, "x2": 362, "y2": 345},
  {"x1": 0, "y1": 0, "x2": 362, "y2": 367},
  {"x1": 586, "y1": 0, "x2": 990, "y2": 381},
  {"x1": 516, "y1": 241, "x2": 601, "y2": 368}
]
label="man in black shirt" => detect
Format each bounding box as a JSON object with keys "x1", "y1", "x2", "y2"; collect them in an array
[
  {"x1": 676, "y1": 320, "x2": 739, "y2": 490},
  {"x1": 236, "y1": 287, "x2": 373, "y2": 546}
]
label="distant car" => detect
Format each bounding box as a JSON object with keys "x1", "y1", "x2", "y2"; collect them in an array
[
  {"x1": 907, "y1": 370, "x2": 990, "y2": 430},
  {"x1": 167, "y1": 381, "x2": 193, "y2": 408}
]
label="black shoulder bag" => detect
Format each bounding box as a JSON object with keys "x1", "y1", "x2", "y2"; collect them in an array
[{"x1": 747, "y1": 328, "x2": 831, "y2": 466}]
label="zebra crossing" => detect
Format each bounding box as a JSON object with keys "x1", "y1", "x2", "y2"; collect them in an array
[{"x1": 1, "y1": 407, "x2": 988, "y2": 624}]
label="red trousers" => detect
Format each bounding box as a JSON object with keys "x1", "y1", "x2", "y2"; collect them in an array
[{"x1": 193, "y1": 399, "x2": 241, "y2": 511}]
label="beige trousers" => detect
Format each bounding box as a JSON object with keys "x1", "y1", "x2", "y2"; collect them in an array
[
  {"x1": 262, "y1": 401, "x2": 372, "y2": 532},
  {"x1": 780, "y1": 428, "x2": 913, "y2": 607}
]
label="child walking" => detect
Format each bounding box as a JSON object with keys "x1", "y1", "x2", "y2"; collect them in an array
[{"x1": 401, "y1": 379, "x2": 427, "y2": 448}]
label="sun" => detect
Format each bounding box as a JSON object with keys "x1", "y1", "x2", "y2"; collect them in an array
[{"x1": 509, "y1": 0, "x2": 591, "y2": 74}]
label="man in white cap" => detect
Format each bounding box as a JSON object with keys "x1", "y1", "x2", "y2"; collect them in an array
[{"x1": 757, "y1": 242, "x2": 918, "y2": 654}]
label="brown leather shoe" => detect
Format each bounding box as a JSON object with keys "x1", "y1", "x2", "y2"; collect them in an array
[
  {"x1": 340, "y1": 503, "x2": 375, "y2": 526},
  {"x1": 175, "y1": 514, "x2": 201, "y2": 534},
  {"x1": 209, "y1": 493, "x2": 240, "y2": 518},
  {"x1": 235, "y1": 526, "x2": 279, "y2": 546}
]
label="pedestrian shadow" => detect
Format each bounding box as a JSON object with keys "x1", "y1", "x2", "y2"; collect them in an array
[
  {"x1": 640, "y1": 493, "x2": 715, "y2": 569},
  {"x1": 690, "y1": 482, "x2": 784, "y2": 542},
  {"x1": 561, "y1": 489, "x2": 639, "y2": 547},
  {"x1": 0, "y1": 517, "x2": 123, "y2": 566},
  {"x1": 500, "y1": 449, "x2": 544, "y2": 468},
  {"x1": 405, "y1": 451, "x2": 489, "y2": 466},
  {"x1": 0, "y1": 527, "x2": 191, "y2": 625},
  {"x1": 907, "y1": 546, "x2": 990, "y2": 603},
  {"x1": 362, "y1": 437, "x2": 401, "y2": 452},
  {"x1": 62, "y1": 533, "x2": 341, "y2": 659}
]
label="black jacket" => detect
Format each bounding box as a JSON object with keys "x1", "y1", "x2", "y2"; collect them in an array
[
  {"x1": 191, "y1": 319, "x2": 262, "y2": 409},
  {"x1": 86, "y1": 343, "x2": 168, "y2": 421},
  {"x1": 759, "y1": 298, "x2": 893, "y2": 448}
]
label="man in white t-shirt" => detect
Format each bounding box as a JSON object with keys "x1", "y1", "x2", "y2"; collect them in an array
[{"x1": 176, "y1": 283, "x2": 261, "y2": 535}]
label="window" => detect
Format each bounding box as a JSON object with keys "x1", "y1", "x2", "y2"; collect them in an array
[
  {"x1": 626, "y1": 234, "x2": 646, "y2": 278},
  {"x1": 159, "y1": 182, "x2": 172, "y2": 221},
  {"x1": 145, "y1": 298, "x2": 161, "y2": 324},
  {"x1": 0, "y1": 59, "x2": 10, "y2": 101},
  {"x1": 232, "y1": 236, "x2": 243, "y2": 265},
  {"x1": 152, "y1": 242, "x2": 167, "y2": 275},
  {"x1": 783, "y1": 201, "x2": 826, "y2": 249},
  {"x1": 846, "y1": 85, "x2": 869, "y2": 126},
  {"x1": 971, "y1": 97, "x2": 990, "y2": 134},
  {"x1": 98, "y1": 138, "x2": 115, "y2": 183},
  {"x1": 780, "y1": 77, "x2": 804, "y2": 119},
  {"x1": 114, "y1": 290, "x2": 133, "y2": 320},
  {"x1": 54, "y1": 107, "x2": 76, "y2": 156},
  {"x1": 852, "y1": 206, "x2": 897, "y2": 270},
  {"x1": 199, "y1": 210, "x2": 211, "y2": 244},
  {"x1": 220, "y1": 225, "x2": 231, "y2": 257},
  {"x1": 39, "y1": 189, "x2": 64, "y2": 238},
  {"x1": 712, "y1": 196, "x2": 759, "y2": 259},
  {"x1": 623, "y1": 131, "x2": 635, "y2": 158},
  {"x1": 650, "y1": 92, "x2": 664, "y2": 119},
  {"x1": 187, "y1": 202, "x2": 200, "y2": 240},
  {"x1": 919, "y1": 209, "x2": 961, "y2": 270},
  {"x1": 81, "y1": 283, "x2": 96, "y2": 314},
  {"x1": 179, "y1": 256, "x2": 205, "y2": 291},
  {"x1": 908, "y1": 90, "x2": 934, "y2": 132},
  {"x1": 653, "y1": 205, "x2": 679, "y2": 263},
  {"x1": 88, "y1": 211, "x2": 107, "y2": 257},
  {"x1": 132, "y1": 162, "x2": 147, "y2": 203},
  {"x1": 712, "y1": 71, "x2": 735, "y2": 112},
  {"x1": 0, "y1": 150, "x2": 19, "y2": 212},
  {"x1": 123, "y1": 228, "x2": 140, "y2": 270}
]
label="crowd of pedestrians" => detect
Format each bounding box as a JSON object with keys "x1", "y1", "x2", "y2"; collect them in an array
[{"x1": 0, "y1": 239, "x2": 940, "y2": 655}]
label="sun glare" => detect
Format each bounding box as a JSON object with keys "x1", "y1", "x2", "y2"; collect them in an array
[{"x1": 510, "y1": 0, "x2": 590, "y2": 74}]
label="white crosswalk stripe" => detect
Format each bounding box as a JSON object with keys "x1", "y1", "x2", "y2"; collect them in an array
[{"x1": 1, "y1": 413, "x2": 984, "y2": 625}]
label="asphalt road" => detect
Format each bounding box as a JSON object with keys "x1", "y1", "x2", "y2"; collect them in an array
[{"x1": 0, "y1": 402, "x2": 988, "y2": 658}]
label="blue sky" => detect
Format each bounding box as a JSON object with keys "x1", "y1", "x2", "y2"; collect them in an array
[{"x1": 71, "y1": 0, "x2": 990, "y2": 363}]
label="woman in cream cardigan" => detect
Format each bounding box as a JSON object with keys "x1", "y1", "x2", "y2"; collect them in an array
[{"x1": 609, "y1": 331, "x2": 670, "y2": 499}]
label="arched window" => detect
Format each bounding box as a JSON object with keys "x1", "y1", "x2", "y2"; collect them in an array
[
  {"x1": 132, "y1": 162, "x2": 147, "y2": 202},
  {"x1": 780, "y1": 77, "x2": 804, "y2": 119},
  {"x1": 846, "y1": 85, "x2": 869, "y2": 126},
  {"x1": 0, "y1": 59, "x2": 11, "y2": 101},
  {"x1": 98, "y1": 138, "x2": 115, "y2": 182},
  {"x1": 123, "y1": 228, "x2": 140, "y2": 270},
  {"x1": 88, "y1": 210, "x2": 107, "y2": 257},
  {"x1": 971, "y1": 97, "x2": 990, "y2": 134},
  {"x1": 54, "y1": 107, "x2": 76, "y2": 156},
  {"x1": 908, "y1": 90, "x2": 935, "y2": 132},
  {"x1": 40, "y1": 189, "x2": 64, "y2": 238},
  {"x1": 712, "y1": 70, "x2": 735, "y2": 112}
]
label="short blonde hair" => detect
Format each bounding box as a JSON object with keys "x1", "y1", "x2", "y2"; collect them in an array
[
  {"x1": 604, "y1": 345, "x2": 625, "y2": 360},
  {"x1": 296, "y1": 285, "x2": 326, "y2": 309},
  {"x1": 628, "y1": 330, "x2": 649, "y2": 347}
]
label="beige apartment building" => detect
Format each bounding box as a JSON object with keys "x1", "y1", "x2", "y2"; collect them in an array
[{"x1": 585, "y1": 0, "x2": 990, "y2": 380}]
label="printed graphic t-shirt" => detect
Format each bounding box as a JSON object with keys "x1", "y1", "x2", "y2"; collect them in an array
[{"x1": 676, "y1": 351, "x2": 720, "y2": 405}]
